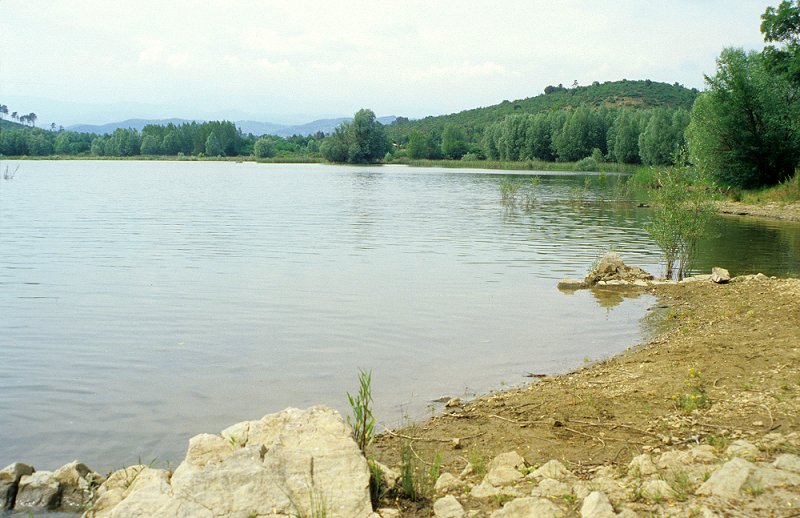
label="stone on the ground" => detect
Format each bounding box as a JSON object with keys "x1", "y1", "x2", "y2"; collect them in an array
[
  {"x1": 15, "y1": 471, "x2": 61, "y2": 511},
  {"x1": 373, "y1": 460, "x2": 399, "y2": 490},
  {"x1": 470, "y1": 480, "x2": 499, "y2": 498},
  {"x1": 689, "y1": 445, "x2": 717, "y2": 463},
  {"x1": 88, "y1": 406, "x2": 373, "y2": 518},
  {"x1": 773, "y1": 454, "x2": 800, "y2": 473},
  {"x1": 657, "y1": 450, "x2": 690, "y2": 472},
  {"x1": 711, "y1": 267, "x2": 731, "y2": 283},
  {"x1": 488, "y1": 451, "x2": 526, "y2": 472},
  {"x1": 433, "y1": 494, "x2": 465, "y2": 518},
  {"x1": 750, "y1": 465, "x2": 800, "y2": 489},
  {"x1": 696, "y1": 457, "x2": 755, "y2": 498},
  {"x1": 377, "y1": 508, "x2": 400, "y2": 518},
  {"x1": 0, "y1": 462, "x2": 34, "y2": 510},
  {"x1": 531, "y1": 459, "x2": 570, "y2": 480},
  {"x1": 435, "y1": 472, "x2": 464, "y2": 494},
  {"x1": 580, "y1": 491, "x2": 616, "y2": 518},
  {"x1": 628, "y1": 454, "x2": 658, "y2": 477},
  {"x1": 490, "y1": 497, "x2": 563, "y2": 518},
  {"x1": 532, "y1": 477, "x2": 571, "y2": 497},
  {"x1": 486, "y1": 465, "x2": 524, "y2": 487},
  {"x1": 726, "y1": 439, "x2": 760, "y2": 460},
  {"x1": 641, "y1": 479, "x2": 675, "y2": 501}
]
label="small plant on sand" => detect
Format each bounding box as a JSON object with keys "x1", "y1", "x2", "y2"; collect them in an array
[
  {"x1": 672, "y1": 368, "x2": 710, "y2": 413},
  {"x1": 347, "y1": 368, "x2": 375, "y2": 453},
  {"x1": 400, "y1": 444, "x2": 442, "y2": 501}
]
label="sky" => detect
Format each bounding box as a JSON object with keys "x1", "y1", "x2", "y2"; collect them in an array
[{"x1": 0, "y1": 0, "x2": 776, "y2": 125}]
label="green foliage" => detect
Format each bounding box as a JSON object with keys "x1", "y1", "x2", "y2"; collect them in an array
[
  {"x1": 140, "y1": 134, "x2": 161, "y2": 155},
  {"x1": 253, "y1": 136, "x2": 277, "y2": 158},
  {"x1": 346, "y1": 369, "x2": 375, "y2": 453},
  {"x1": 321, "y1": 109, "x2": 389, "y2": 164},
  {"x1": 687, "y1": 48, "x2": 800, "y2": 188},
  {"x1": 672, "y1": 368, "x2": 711, "y2": 413},
  {"x1": 761, "y1": 1, "x2": 800, "y2": 86},
  {"x1": 441, "y1": 124, "x2": 468, "y2": 159},
  {"x1": 644, "y1": 167, "x2": 714, "y2": 280},
  {"x1": 407, "y1": 130, "x2": 439, "y2": 159},
  {"x1": 368, "y1": 457, "x2": 386, "y2": 508},
  {"x1": 400, "y1": 445, "x2": 441, "y2": 501},
  {"x1": 204, "y1": 132, "x2": 224, "y2": 156},
  {"x1": 499, "y1": 175, "x2": 540, "y2": 209},
  {"x1": 575, "y1": 156, "x2": 599, "y2": 172}
]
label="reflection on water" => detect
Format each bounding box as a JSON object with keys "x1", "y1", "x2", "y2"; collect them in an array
[{"x1": 0, "y1": 161, "x2": 797, "y2": 472}]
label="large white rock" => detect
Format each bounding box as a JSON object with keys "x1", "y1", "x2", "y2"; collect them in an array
[
  {"x1": 696, "y1": 457, "x2": 754, "y2": 498},
  {"x1": 15, "y1": 471, "x2": 60, "y2": 511},
  {"x1": 580, "y1": 491, "x2": 616, "y2": 518},
  {"x1": 488, "y1": 452, "x2": 526, "y2": 472},
  {"x1": 86, "y1": 406, "x2": 373, "y2": 518},
  {"x1": 531, "y1": 459, "x2": 571, "y2": 480},
  {"x1": 0, "y1": 462, "x2": 34, "y2": 510},
  {"x1": 433, "y1": 494, "x2": 465, "y2": 518},
  {"x1": 774, "y1": 453, "x2": 800, "y2": 474},
  {"x1": 627, "y1": 454, "x2": 658, "y2": 477},
  {"x1": 490, "y1": 497, "x2": 563, "y2": 518},
  {"x1": 725, "y1": 439, "x2": 759, "y2": 460},
  {"x1": 435, "y1": 472, "x2": 465, "y2": 494},
  {"x1": 485, "y1": 465, "x2": 523, "y2": 487}
]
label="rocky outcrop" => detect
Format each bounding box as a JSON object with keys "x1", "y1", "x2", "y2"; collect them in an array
[
  {"x1": 405, "y1": 435, "x2": 800, "y2": 517},
  {"x1": 87, "y1": 406, "x2": 373, "y2": 518},
  {"x1": 584, "y1": 252, "x2": 653, "y2": 286},
  {"x1": 0, "y1": 461, "x2": 99, "y2": 513}
]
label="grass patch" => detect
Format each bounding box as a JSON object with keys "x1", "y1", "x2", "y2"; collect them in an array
[{"x1": 673, "y1": 368, "x2": 711, "y2": 413}]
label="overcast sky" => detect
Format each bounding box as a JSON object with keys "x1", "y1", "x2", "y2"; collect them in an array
[{"x1": 0, "y1": 1, "x2": 775, "y2": 125}]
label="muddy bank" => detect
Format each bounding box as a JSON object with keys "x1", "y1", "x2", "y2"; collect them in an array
[
  {"x1": 717, "y1": 200, "x2": 800, "y2": 222},
  {"x1": 370, "y1": 275, "x2": 800, "y2": 516}
]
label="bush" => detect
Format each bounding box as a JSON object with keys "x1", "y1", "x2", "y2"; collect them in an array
[{"x1": 575, "y1": 156, "x2": 599, "y2": 172}]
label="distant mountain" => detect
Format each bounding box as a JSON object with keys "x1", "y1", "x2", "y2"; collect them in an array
[
  {"x1": 66, "y1": 118, "x2": 198, "y2": 134},
  {"x1": 66, "y1": 116, "x2": 399, "y2": 138}
]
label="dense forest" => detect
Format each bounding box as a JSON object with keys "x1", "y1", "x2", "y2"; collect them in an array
[{"x1": 2, "y1": 1, "x2": 799, "y2": 190}]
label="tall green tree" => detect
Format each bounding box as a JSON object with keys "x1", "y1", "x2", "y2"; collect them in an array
[
  {"x1": 205, "y1": 132, "x2": 223, "y2": 156},
  {"x1": 761, "y1": 0, "x2": 800, "y2": 85},
  {"x1": 321, "y1": 109, "x2": 389, "y2": 164},
  {"x1": 686, "y1": 48, "x2": 800, "y2": 188},
  {"x1": 441, "y1": 124, "x2": 468, "y2": 159}
]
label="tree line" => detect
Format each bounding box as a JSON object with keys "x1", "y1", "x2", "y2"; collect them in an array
[{"x1": 0, "y1": 119, "x2": 322, "y2": 159}]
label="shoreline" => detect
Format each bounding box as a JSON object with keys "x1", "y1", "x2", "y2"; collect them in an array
[{"x1": 369, "y1": 274, "x2": 800, "y2": 516}]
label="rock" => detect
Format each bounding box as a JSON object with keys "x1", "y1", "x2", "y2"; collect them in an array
[
  {"x1": 532, "y1": 478, "x2": 571, "y2": 497},
  {"x1": 470, "y1": 480, "x2": 499, "y2": 498},
  {"x1": 486, "y1": 465, "x2": 524, "y2": 487},
  {"x1": 15, "y1": 471, "x2": 61, "y2": 511},
  {"x1": 580, "y1": 491, "x2": 616, "y2": 518},
  {"x1": 726, "y1": 439, "x2": 759, "y2": 460},
  {"x1": 749, "y1": 465, "x2": 800, "y2": 489},
  {"x1": 641, "y1": 479, "x2": 675, "y2": 501},
  {"x1": 689, "y1": 445, "x2": 718, "y2": 464},
  {"x1": 616, "y1": 509, "x2": 640, "y2": 518},
  {"x1": 558, "y1": 278, "x2": 585, "y2": 290},
  {"x1": 377, "y1": 508, "x2": 400, "y2": 518},
  {"x1": 656, "y1": 450, "x2": 690, "y2": 472},
  {"x1": 490, "y1": 497, "x2": 564, "y2": 518},
  {"x1": 683, "y1": 274, "x2": 711, "y2": 283},
  {"x1": 89, "y1": 406, "x2": 373, "y2": 518},
  {"x1": 488, "y1": 451, "x2": 526, "y2": 472},
  {"x1": 52, "y1": 461, "x2": 104, "y2": 511},
  {"x1": 531, "y1": 459, "x2": 571, "y2": 480},
  {"x1": 372, "y1": 460, "x2": 399, "y2": 490},
  {"x1": 0, "y1": 462, "x2": 34, "y2": 510},
  {"x1": 754, "y1": 273, "x2": 768, "y2": 280},
  {"x1": 435, "y1": 472, "x2": 465, "y2": 494},
  {"x1": 445, "y1": 397, "x2": 461, "y2": 408},
  {"x1": 433, "y1": 494, "x2": 465, "y2": 518},
  {"x1": 696, "y1": 457, "x2": 755, "y2": 498},
  {"x1": 711, "y1": 267, "x2": 731, "y2": 283},
  {"x1": 584, "y1": 252, "x2": 653, "y2": 286},
  {"x1": 627, "y1": 454, "x2": 658, "y2": 477},
  {"x1": 773, "y1": 454, "x2": 800, "y2": 473}
]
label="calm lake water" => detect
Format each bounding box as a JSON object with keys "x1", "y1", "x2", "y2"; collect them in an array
[{"x1": 1, "y1": 160, "x2": 798, "y2": 472}]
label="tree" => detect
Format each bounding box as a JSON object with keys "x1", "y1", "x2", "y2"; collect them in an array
[
  {"x1": 441, "y1": 125, "x2": 468, "y2": 159},
  {"x1": 140, "y1": 134, "x2": 162, "y2": 155},
  {"x1": 639, "y1": 110, "x2": 675, "y2": 165},
  {"x1": 686, "y1": 48, "x2": 800, "y2": 188},
  {"x1": 26, "y1": 113, "x2": 37, "y2": 127},
  {"x1": 0, "y1": 105, "x2": 7, "y2": 119},
  {"x1": 320, "y1": 109, "x2": 389, "y2": 164},
  {"x1": 11, "y1": 111, "x2": 18, "y2": 122},
  {"x1": 205, "y1": 132, "x2": 223, "y2": 156},
  {"x1": 253, "y1": 136, "x2": 276, "y2": 158},
  {"x1": 406, "y1": 131, "x2": 437, "y2": 159},
  {"x1": 761, "y1": 1, "x2": 800, "y2": 86}
]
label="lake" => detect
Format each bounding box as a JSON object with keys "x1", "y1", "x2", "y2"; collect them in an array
[{"x1": 1, "y1": 160, "x2": 798, "y2": 472}]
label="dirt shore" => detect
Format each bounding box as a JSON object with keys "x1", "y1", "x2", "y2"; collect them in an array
[
  {"x1": 370, "y1": 275, "x2": 800, "y2": 516},
  {"x1": 717, "y1": 200, "x2": 800, "y2": 222}
]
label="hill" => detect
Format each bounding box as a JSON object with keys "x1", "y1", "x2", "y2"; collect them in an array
[
  {"x1": 387, "y1": 79, "x2": 699, "y2": 139},
  {"x1": 0, "y1": 119, "x2": 27, "y2": 130}
]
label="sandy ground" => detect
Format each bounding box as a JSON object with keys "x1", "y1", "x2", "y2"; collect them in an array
[
  {"x1": 369, "y1": 275, "x2": 800, "y2": 516},
  {"x1": 717, "y1": 201, "x2": 800, "y2": 222}
]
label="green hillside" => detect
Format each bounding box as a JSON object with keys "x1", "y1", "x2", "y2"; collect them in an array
[
  {"x1": 387, "y1": 79, "x2": 698, "y2": 141},
  {"x1": 0, "y1": 119, "x2": 27, "y2": 130}
]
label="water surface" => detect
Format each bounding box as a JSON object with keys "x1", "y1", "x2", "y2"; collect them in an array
[{"x1": 1, "y1": 160, "x2": 797, "y2": 472}]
